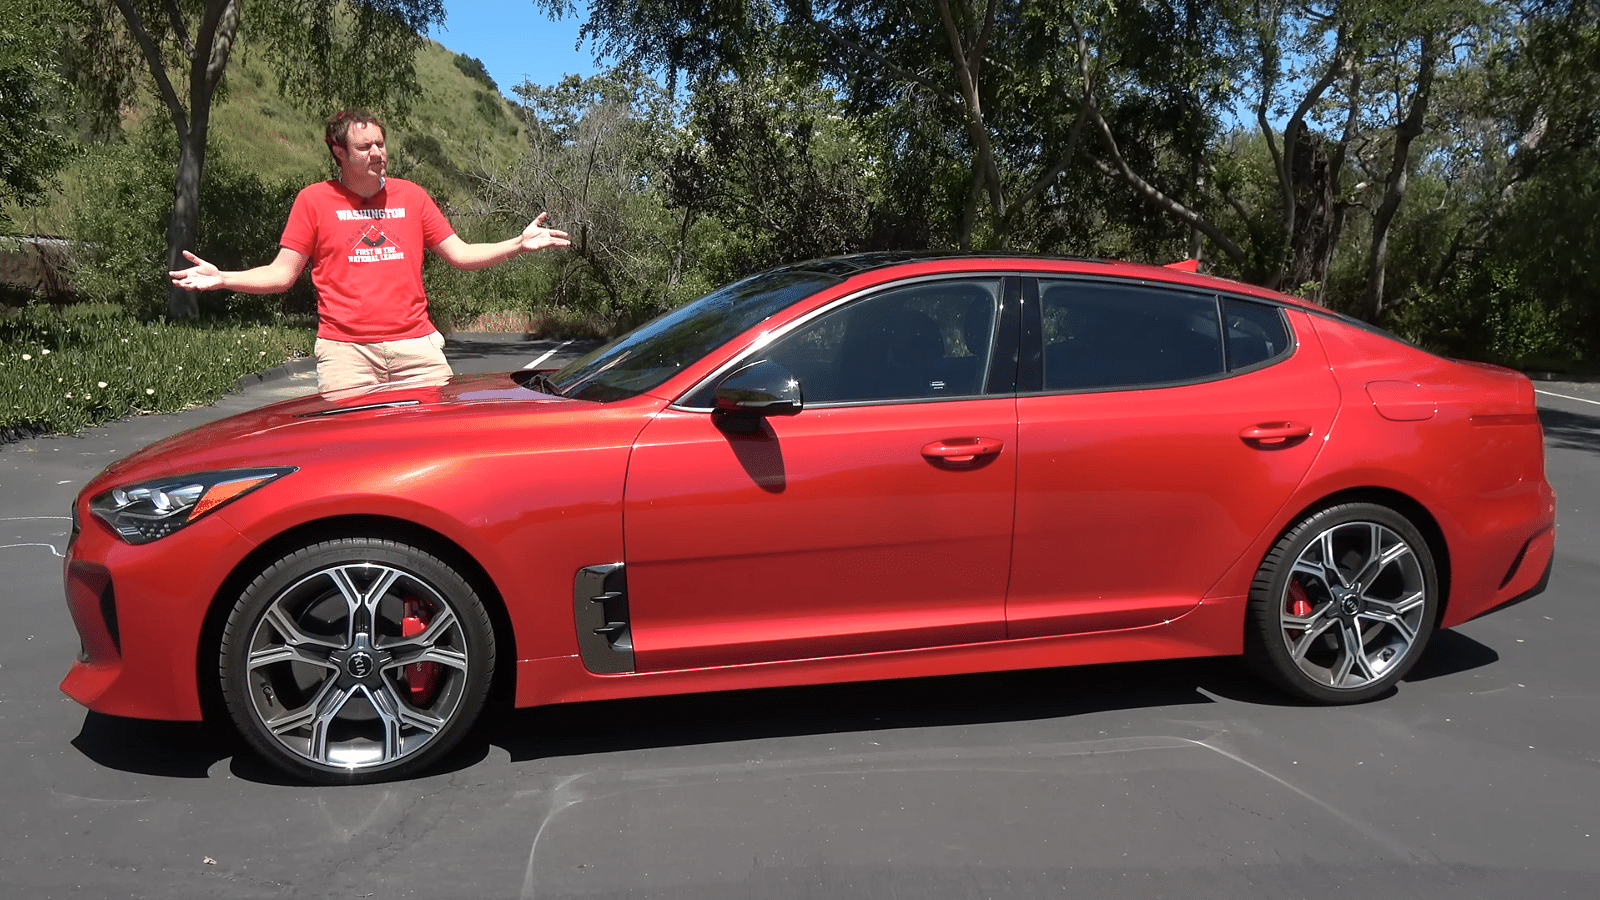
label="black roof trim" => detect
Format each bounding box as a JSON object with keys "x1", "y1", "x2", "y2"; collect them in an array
[{"x1": 763, "y1": 251, "x2": 1111, "y2": 279}]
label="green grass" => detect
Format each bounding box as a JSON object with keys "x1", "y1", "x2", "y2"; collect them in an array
[{"x1": 0, "y1": 303, "x2": 313, "y2": 440}]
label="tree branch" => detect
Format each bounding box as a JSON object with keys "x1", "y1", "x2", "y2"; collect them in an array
[
  {"x1": 937, "y1": 0, "x2": 1005, "y2": 220},
  {"x1": 162, "y1": 0, "x2": 196, "y2": 59},
  {"x1": 110, "y1": 0, "x2": 189, "y2": 139},
  {"x1": 807, "y1": 19, "x2": 955, "y2": 106}
]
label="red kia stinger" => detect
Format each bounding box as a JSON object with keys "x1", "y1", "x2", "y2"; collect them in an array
[{"x1": 61, "y1": 254, "x2": 1556, "y2": 783}]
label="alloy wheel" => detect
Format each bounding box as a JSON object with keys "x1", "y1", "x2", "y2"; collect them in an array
[
  {"x1": 240, "y1": 560, "x2": 475, "y2": 771},
  {"x1": 1275, "y1": 519, "x2": 1429, "y2": 690}
]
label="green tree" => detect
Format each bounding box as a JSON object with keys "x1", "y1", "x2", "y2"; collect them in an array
[
  {"x1": 64, "y1": 0, "x2": 445, "y2": 318},
  {"x1": 666, "y1": 67, "x2": 879, "y2": 277},
  {"x1": 0, "y1": 0, "x2": 75, "y2": 227},
  {"x1": 479, "y1": 68, "x2": 683, "y2": 324},
  {"x1": 545, "y1": 0, "x2": 1513, "y2": 319},
  {"x1": 535, "y1": 0, "x2": 1246, "y2": 255},
  {"x1": 1401, "y1": 0, "x2": 1600, "y2": 358}
]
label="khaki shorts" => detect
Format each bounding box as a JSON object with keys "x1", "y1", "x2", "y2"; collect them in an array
[{"x1": 314, "y1": 332, "x2": 452, "y2": 393}]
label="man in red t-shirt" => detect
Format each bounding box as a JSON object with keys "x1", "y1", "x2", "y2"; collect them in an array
[{"x1": 169, "y1": 108, "x2": 570, "y2": 392}]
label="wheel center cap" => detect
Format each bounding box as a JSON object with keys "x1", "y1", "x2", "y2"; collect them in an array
[
  {"x1": 1338, "y1": 594, "x2": 1362, "y2": 616},
  {"x1": 346, "y1": 651, "x2": 375, "y2": 679}
]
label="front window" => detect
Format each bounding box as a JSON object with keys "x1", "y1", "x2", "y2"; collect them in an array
[
  {"x1": 548, "y1": 268, "x2": 842, "y2": 402},
  {"x1": 763, "y1": 278, "x2": 1001, "y2": 403}
]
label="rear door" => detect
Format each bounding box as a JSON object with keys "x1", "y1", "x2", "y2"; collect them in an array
[{"x1": 1007, "y1": 279, "x2": 1340, "y2": 637}]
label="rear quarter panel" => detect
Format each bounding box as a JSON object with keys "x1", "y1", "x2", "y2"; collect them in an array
[{"x1": 1218, "y1": 314, "x2": 1554, "y2": 628}]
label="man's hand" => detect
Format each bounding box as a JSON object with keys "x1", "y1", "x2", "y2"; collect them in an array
[
  {"x1": 168, "y1": 251, "x2": 224, "y2": 291},
  {"x1": 519, "y1": 213, "x2": 571, "y2": 252}
]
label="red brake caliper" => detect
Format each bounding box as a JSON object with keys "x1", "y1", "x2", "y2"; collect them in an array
[
  {"x1": 402, "y1": 597, "x2": 442, "y2": 706},
  {"x1": 1287, "y1": 578, "x2": 1314, "y2": 619}
]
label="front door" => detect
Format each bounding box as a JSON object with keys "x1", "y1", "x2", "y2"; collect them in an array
[{"x1": 623, "y1": 277, "x2": 1019, "y2": 671}]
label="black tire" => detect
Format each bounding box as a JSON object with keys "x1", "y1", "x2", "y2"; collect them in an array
[
  {"x1": 1245, "y1": 503, "x2": 1439, "y2": 704},
  {"x1": 218, "y1": 538, "x2": 495, "y2": 783}
]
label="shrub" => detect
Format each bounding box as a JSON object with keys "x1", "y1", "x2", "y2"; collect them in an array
[
  {"x1": 1389, "y1": 260, "x2": 1584, "y2": 366},
  {"x1": 70, "y1": 125, "x2": 312, "y2": 320}
]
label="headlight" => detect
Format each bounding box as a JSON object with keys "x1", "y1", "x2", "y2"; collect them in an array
[{"x1": 89, "y1": 467, "x2": 296, "y2": 544}]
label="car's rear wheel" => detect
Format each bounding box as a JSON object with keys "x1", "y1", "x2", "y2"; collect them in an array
[
  {"x1": 218, "y1": 538, "x2": 495, "y2": 783},
  {"x1": 1245, "y1": 503, "x2": 1439, "y2": 704}
]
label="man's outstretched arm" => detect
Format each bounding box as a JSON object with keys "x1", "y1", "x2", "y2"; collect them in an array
[
  {"x1": 431, "y1": 212, "x2": 571, "y2": 271},
  {"x1": 169, "y1": 248, "x2": 309, "y2": 293}
]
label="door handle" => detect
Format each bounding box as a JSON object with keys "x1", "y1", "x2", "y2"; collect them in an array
[
  {"x1": 921, "y1": 437, "x2": 1005, "y2": 464},
  {"x1": 1238, "y1": 421, "x2": 1313, "y2": 445}
]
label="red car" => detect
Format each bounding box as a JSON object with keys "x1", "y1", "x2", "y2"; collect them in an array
[{"x1": 61, "y1": 254, "x2": 1556, "y2": 783}]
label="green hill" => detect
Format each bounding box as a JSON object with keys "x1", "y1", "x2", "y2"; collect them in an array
[{"x1": 7, "y1": 37, "x2": 529, "y2": 236}]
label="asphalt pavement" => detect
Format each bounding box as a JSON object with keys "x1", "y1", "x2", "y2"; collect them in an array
[{"x1": 1, "y1": 343, "x2": 1597, "y2": 899}]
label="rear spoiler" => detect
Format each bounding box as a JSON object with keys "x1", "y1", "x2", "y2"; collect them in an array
[{"x1": 1162, "y1": 259, "x2": 1201, "y2": 272}]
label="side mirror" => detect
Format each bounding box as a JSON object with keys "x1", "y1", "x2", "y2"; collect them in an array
[{"x1": 713, "y1": 359, "x2": 803, "y2": 418}]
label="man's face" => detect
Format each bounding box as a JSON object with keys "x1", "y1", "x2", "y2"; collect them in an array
[{"x1": 334, "y1": 122, "x2": 386, "y2": 180}]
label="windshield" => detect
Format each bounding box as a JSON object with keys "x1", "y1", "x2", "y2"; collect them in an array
[{"x1": 549, "y1": 268, "x2": 842, "y2": 402}]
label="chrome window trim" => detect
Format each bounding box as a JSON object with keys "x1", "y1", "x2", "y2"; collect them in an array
[
  {"x1": 669, "y1": 272, "x2": 1016, "y2": 413},
  {"x1": 1023, "y1": 275, "x2": 1300, "y2": 397}
]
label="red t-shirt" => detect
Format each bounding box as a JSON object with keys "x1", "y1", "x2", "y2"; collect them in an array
[{"x1": 280, "y1": 178, "x2": 455, "y2": 342}]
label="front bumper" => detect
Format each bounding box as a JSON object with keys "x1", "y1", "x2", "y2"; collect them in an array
[{"x1": 60, "y1": 509, "x2": 255, "y2": 721}]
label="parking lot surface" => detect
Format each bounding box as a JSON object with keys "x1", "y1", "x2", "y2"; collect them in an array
[{"x1": 2, "y1": 343, "x2": 1596, "y2": 898}]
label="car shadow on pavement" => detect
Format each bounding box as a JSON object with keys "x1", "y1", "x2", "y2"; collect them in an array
[
  {"x1": 71, "y1": 713, "x2": 237, "y2": 779},
  {"x1": 1539, "y1": 406, "x2": 1600, "y2": 455},
  {"x1": 485, "y1": 657, "x2": 1255, "y2": 764},
  {"x1": 69, "y1": 711, "x2": 494, "y2": 786},
  {"x1": 487, "y1": 628, "x2": 1505, "y2": 764},
  {"x1": 1401, "y1": 628, "x2": 1500, "y2": 682},
  {"x1": 66, "y1": 632, "x2": 1502, "y2": 783}
]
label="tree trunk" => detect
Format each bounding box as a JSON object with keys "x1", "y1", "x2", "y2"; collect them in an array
[
  {"x1": 162, "y1": 0, "x2": 239, "y2": 319},
  {"x1": 1363, "y1": 34, "x2": 1437, "y2": 321},
  {"x1": 1284, "y1": 127, "x2": 1336, "y2": 299},
  {"x1": 166, "y1": 136, "x2": 205, "y2": 318}
]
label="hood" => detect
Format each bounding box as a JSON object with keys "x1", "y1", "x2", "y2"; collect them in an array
[{"x1": 93, "y1": 371, "x2": 576, "y2": 486}]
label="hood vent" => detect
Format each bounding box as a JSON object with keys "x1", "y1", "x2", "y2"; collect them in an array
[{"x1": 295, "y1": 400, "x2": 421, "y2": 419}]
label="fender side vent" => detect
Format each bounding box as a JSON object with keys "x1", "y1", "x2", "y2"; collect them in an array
[{"x1": 574, "y1": 563, "x2": 634, "y2": 674}]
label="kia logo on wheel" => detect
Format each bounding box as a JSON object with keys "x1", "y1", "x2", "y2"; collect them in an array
[{"x1": 347, "y1": 652, "x2": 374, "y2": 679}]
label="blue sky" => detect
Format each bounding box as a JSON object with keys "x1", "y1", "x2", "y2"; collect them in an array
[{"x1": 429, "y1": 2, "x2": 601, "y2": 96}]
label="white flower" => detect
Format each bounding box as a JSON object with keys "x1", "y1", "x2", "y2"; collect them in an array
[
  {"x1": 97, "y1": 381, "x2": 107, "y2": 388},
  {"x1": 64, "y1": 392, "x2": 72, "y2": 398},
  {"x1": 41, "y1": 349, "x2": 50, "y2": 355},
  {"x1": 21, "y1": 354, "x2": 30, "y2": 361},
  {"x1": 145, "y1": 388, "x2": 155, "y2": 395}
]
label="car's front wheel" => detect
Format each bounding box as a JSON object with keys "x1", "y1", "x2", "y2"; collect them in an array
[
  {"x1": 218, "y1": 538, "x2": 495, "y2": 783},
  {"x1": 1245, "y1": 503, "x2": 1439, "y2": 704}
]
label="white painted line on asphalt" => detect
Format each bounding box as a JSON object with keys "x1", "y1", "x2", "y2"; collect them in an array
[
  {"x1": 1, "y1": 543, "x2": 63, "y2": 557},
  {"x1": 523, "y1": 340, "x2": 574, "y2": 370},
  {"x1": 1536, "y1": 389, "x2": 1600, "y2": 407}
]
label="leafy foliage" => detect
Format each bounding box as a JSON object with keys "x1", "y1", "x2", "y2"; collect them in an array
[
  {"x1": 666, "y1": 69, "x2": 879, "y2": 279},
  {"x1": 69, "y1": 126, "x2": 310, "y2": 319},
  {"x1": 452, "y1": 53, "x2": 499, "y2": 93},
  {"x1": 0, "y1": 0, "x2": 76, "y2": 225}
]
